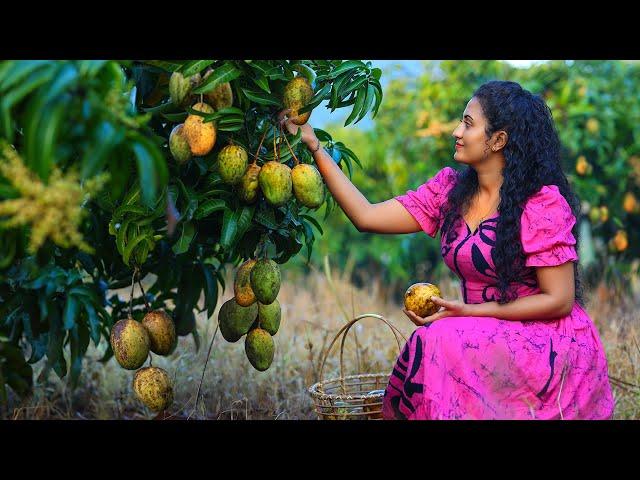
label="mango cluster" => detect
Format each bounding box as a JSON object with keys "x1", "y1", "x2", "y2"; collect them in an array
[
  {"x1": 218, "y1": 258, "x2": 283, "y2": 371},
  {"x1": 109, "y1": 310, "x2": 177, "y2": 412}
]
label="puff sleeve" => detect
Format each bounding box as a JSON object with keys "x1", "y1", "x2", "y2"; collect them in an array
[
  {"x1": 520, "y1": 185, "x2": 579, "y2": 267},
  {"x1": 394, "y1": 167, "x2": 458, "y2": 238}
]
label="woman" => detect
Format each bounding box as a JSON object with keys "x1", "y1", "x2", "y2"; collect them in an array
[{"x1": 279, "y1": 80, "x2": 615, "y2": 420}]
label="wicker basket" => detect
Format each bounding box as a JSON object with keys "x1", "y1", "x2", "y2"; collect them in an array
[{"x1": 308, "y1": 313, "x2": 407, "y2": 420}]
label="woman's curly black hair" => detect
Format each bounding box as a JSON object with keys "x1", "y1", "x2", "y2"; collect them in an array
[{"x1": 439, "y1": 80, "x2": 585, "y2": 308}]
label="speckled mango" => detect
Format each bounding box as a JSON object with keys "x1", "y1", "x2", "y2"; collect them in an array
[
  {"x1": 283, "y1": 76, "x2": 314, "y2": 125},
  {"x1": 218, "y1": 144, "x2": 248, "y2": 185},
  {"x1": 169, "y1": 71, "x2": 201, "y2": 107},
  {"x1": 202, "y1": 73, "x2": 234, "y2": 110},
  {"x1": 169, "y1": 124, "x2": 192, "y2": 165},
  {"x1": 234, "y1": 258, "x2": 257, "y2": 307},
  {"x1": 238, "y1": 163, "x2": 261, "y2": 204},
  {"x1": 184, "y1": 102, "x2": 216, "y2": 156},
  {"x1": 258, "y1": 161, "x2": 292, "y2": 207},
  {"x1": 249, "y1": 258, "x2": 281, "y2": 305},
  {"x1": 142, "y1": 309, "x2": 176, "y2": 356},
  {"x1": 110, "y1": 318, "x2": 150, "y2": 370},
  {"x1": 292, "y1": 163, "x2": 324, "y2": 209},
  {"x1": 245, "y1": 328, "x2": 275, "y2": 371},
  {"x1": 133, "y1": 367, "x2": 173, "y2": 412},
  {"x1": 218, "y1": 298, "x2": 259, "y2": 343},
  {"x1": 257, "y1": 299, "x2": 281, "y2": 336},
  {"x1": 404, "y1": 282, "x2": 441, "y2": 318}
]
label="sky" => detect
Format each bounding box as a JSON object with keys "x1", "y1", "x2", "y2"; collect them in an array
[{"x1": 311, "y1": 60, "x2": 549, "y2": 130}]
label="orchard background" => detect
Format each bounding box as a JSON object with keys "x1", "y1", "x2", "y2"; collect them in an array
[{"x1": 1, "y1": 60, "x2": 639, "y2": 419}]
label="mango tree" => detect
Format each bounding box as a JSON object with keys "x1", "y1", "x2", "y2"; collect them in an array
[{"x1": 0, "y1": 60, "x2": 383, "y2": 407}]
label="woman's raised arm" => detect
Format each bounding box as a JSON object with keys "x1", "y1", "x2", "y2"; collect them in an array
[{"x1": 279, "y1": 110, "x2": 422, "y2": 234}]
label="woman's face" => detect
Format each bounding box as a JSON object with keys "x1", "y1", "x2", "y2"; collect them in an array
[{"x1": 452, "y1": 97, "x2": 492, "y2": 165}]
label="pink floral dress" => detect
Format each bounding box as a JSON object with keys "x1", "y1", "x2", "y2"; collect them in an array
[{"x1": 383, "y1": 167, "x2": 615, "y2": 420}]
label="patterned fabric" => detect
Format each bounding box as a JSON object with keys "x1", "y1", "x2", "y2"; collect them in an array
[{"x1": 384, "y1": 167, "x2": 615, "y2": 420}]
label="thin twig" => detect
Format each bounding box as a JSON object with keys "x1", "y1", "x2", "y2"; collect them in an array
[
  {"x1": 137, "y1": 273, "x2": 151, "y2": 312},
  {"x1": 280, "y1": 122, "x2": 300, "y2": 166},
  {"x1": 128, "y1": 268, "x2": 137, "y2": 318},
  {"x1": 608, "y1": 375, "x2": 640, "y2": 390},
  {"x1": 189, "y1": 322, "x2": 220, "y2": 420},
  {"x1": 556, "y1": 363, "x2": 567, "y2": 420},
  {"x1": 253, "y1": 125, "x2": 269, "y2": 166}
]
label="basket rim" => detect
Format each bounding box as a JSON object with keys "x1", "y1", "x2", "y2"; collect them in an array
[{"x1": 308, "y1": 372, "x2": 389, "y2": 400}]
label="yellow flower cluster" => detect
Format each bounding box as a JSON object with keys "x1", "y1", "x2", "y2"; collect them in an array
[{"x1": 0, "y1": 143, "x2": 109, "y2": 254}]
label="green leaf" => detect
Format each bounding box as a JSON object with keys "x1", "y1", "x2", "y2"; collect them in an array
[
  {"x1": 115, "y1": 217, "x2": 134, "y2": 255},
  {"x1": 253, "y1": 75, "x2": 271, "y2": 93},
  {"x1": 298, "y1": 82, "x2": 331, "y2": 114},
  {"x1": 255, "y1": 207, "x2": 279, "y2": 230},
  {"x1": 192, "y1": 62, "x2": 241, "y2": 94},
  {"x1": 0, "y1": 60, "x2": 50, "y2": 92},
  {"x1": 220, "y1": 208, "x2": 238, "y2": 251},
  {"x1": 326, "y1": 60, "x2": 366, "y2": 79},
  {"x1": 371, "y1": 68, "x2": 382, "y2": 81},
  {"x1": 80, "y1": 298, "x2": 101, "y2": 346},
  {"x1": 81, "y1": 121, "x2": 124, "y2": 179},
  {"x1": 299, "y1": 214, "x2": 323, "y2": 235},
  {"x1": 314, "y1": 128, "x2": 333, "y2": 142},
  {"x1": 201, "y1": 263, "x2": 219, "y2": 318},
  {"x1": 68, "y1": 322, "x2": 90, "y2": 389},
  {"x1": 337, "y1": 148, "x2": 352, "y2": 178},
  {"x1": 131, "y1": 134, "x2": 168, "y2": 208},
  {"x1": 172, "y1": 222, "x2": 196, "y2": 255},
  {"x1": 291, "y1": 63, "x2": 317, "y2": 86},
  {"x1": 341, "y1": 75, "x2": 368, "y2": 99},
  {"x1": 123, "y1": 232, "x2": 152, "y2": 266},
  {"x1": 112, "y1": 204, "x2": 148, "y2": 224},
  {"x1": 371, "y1": 80, "x2": 383, "y2": 117},
  {"x1": 142, "y1": 101, "x2": 176, "y2": 114},
  {"x1": 63, "y1": 294, "x2": 79, "y2": 330},
  {"x1": 162, "y1": 112, "x2": 188, "y2": 122},
  {"x1": 34, "y1": 98, "x2": 67, "y2": 180},
  {"x1": 77, "y1": 60, "x2": 108, "y2": 78},
  {"x1": 194, "y1": 199, "x2": 229, "y2": 219},
  {"x1": 236, "y1": 205, "x2": 256, "y2": 240},
  {"x1": 241, "y1": 88, "x2": 281, "y2": 107},
  {"x1": 329, "y1": 70, "x2": 357, "y2": 111},
  {"x1": 141, "y1": 60, "x2": 185, "y2": 72},
  {"x1": 217, "y1": 122, "x2": 244, "y2": 132},
  {"x1": 180, "y1": 60, "x2": 215, "y2": 77},
  {"x1": 176, "y1": 179, "x2": 199, "y2": 222},
  {"x1": 356, "y1": 84, "x2": 376, "y2": 123},
  {"x1": 344, "y1": 85, "x2": 367, "y2": 126}
]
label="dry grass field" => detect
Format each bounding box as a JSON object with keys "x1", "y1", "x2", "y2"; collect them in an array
[{"x1": 4, "y1": 256, "x2": 639, "y2": 420}]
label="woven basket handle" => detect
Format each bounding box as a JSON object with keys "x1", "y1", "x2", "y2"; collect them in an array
[{"x1": 318, "y1": 314, "x2": 408, "y2": 391}]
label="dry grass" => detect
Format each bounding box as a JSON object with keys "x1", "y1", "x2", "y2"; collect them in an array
[{"x1": 4, "y1": 256, "x2": 640, "y2": 420}]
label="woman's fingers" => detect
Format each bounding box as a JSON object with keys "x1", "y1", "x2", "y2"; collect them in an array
[
  {"x1": 277, "y1": 108, "x2": 292, "y2": 122},
  {"x1": 403, "y1": 309, "x2": 427, "y2": 326}
]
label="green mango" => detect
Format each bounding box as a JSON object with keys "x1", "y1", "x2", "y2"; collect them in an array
[
  {"x1": 218, "y1": 145, "x2": 248, "y2": 185},
  {"x1": 282, "y1": 76, "x2": 314, "y2": 125},
  {"x1": 204, "y1": 78, "x2": 234, "y2": 110},
  {"x1": 169, "y1": 71, "x2": 201, "y2": 107},
  {"x1": 169, "y1": 124, "x2": 192, "y2": 165},
  {"x1": 250, "y1": 258, "x2": 281, "y2": 305},
  {"x1": 218, "y1": 298, "x2": 259, "y2": 343},
  {"x1": 110, "y1": 318, "x2": 150, "y2": 370},
  {"x1": 245, "y1": 328, "x2": 275, "y2": 371},
  {"x1": 258, "y1": 161, "x2": 292, "y2": 207},
  {"x1": 257, "y1": 299, "x2": 281, "y2": 336},
  {"x1": 238, "y1": 163, "x2": 261, "y2": 204},
  {"x1": 234, "y1": 258, "x2": 257, "y2": 307},
  {"x1": 292, "y1": 163, "x2": 324, "y2": 209}
]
